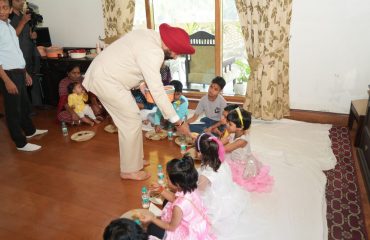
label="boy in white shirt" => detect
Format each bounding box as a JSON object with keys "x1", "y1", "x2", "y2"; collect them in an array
[
  {"x1": 0, "y1": 0, "x2": 47, "y2": 151},
  {"x1": 186, "y1": 76, "x2": 227, "y2": 133}
]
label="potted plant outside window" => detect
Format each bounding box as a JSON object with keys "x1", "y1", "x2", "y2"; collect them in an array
[{"x1": 234, "y1": 59, "x2": 250, "y2": 95}]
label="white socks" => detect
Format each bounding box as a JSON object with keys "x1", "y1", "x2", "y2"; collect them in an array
[
  {"x1": 17, "y1": 143, "x2": 41, "y2": 152},
  {"x1": 26, "y1": 129, "x2": 48, "y2": 139}
]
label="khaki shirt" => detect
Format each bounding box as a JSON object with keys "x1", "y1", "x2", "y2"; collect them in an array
[{"x1": 83, "y1": 29, "x2": 179, "y2": 123}]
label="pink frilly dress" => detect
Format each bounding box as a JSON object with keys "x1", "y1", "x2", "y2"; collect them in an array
[
  {"x1": 160, "y1": 190, "x2": 215, "y2": 240},
  {"x1": 226, "y1": 133, "x2": 274, "y2": 192}
]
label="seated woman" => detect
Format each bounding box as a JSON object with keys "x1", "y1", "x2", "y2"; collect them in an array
[{"x1": 57, "y1": 64, "x2": 105, "y2": 124}]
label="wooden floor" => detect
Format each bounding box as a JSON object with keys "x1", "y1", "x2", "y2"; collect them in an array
[{"x1": 0, "y1": 108, "x2": 369, "y2": 239}]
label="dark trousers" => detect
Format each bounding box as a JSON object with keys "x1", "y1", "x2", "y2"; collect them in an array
[
  {"x1": 0, "y1": 71, "x2": 35, "y2": 148},
  {"x1": 189, "y1": 117, "x2": 219, "y2": 134}
]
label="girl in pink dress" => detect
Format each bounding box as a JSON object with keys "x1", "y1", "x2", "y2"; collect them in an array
[
  {"x1": 140, "y1": 155, "x2": 215, "y2": 240},
  {"x1": 222, "y1": 108, "x2": 274, "y2": 192}
]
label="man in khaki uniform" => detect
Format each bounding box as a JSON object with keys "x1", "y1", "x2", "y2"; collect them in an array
[{"x1": 83, "y1": 24, "x2": 194, "y2": 180}]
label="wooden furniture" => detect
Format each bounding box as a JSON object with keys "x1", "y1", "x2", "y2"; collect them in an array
[
  {"x1": 184, "y1": 31, "x2": 234, "y2": 89},
  {"x1": 40, "y1": 56, "x2": 92, "y2": 106},
  {"x1": 348, "y1": 99, "x2": 368, "y2": 146},
  {"x1": 357, "y1": 89, "x2": 370, "y2": 201}
]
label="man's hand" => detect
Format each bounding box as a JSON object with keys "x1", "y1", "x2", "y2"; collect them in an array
[
  {"x1": 5, "y1": 81, "x2": 18, "y2": 94},
  {"x1": 30, "y1": 31, "x2": 37, "y2": 40},
  {"x1": 20, "y1": 13, "x2": 31, "y2": 26},
  {"x1": 176, "y1": 122, "x2": 191, "y2": 137},
  {"x1": 139, "y1": 82, "x2": 147, "y2": 96},
  {"x1": 25, "y1": 72, "x2": 32, "y2": 86}
]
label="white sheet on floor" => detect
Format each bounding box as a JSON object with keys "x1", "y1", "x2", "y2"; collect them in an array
[{"x1": 225, "y1": 119, "x2": 335, "y2": 240}]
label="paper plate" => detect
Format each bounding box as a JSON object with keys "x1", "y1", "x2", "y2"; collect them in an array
[
  {"x1": 70, "y1": 130, "x2": 95, "y2": 142},
  {"x1": 150, "y1": 196, "x2": 164, "y2": 206},
  {"x1": 120, "y1": 209, "x2": 147, "y2": 220},
  {"x1": 145, "y1": 130, "x2": 167, "y2": 140},
  {"x1": 175, "y1": 132, "x2": 198, "y2": 147},
  {"x1": 120, "y1": 205, "x2": 162, "y2": 220},
  {"x1": 104, "y1": 124, "x2": 118, "y2": 133}
]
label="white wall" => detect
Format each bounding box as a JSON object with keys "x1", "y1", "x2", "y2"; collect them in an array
[
  {"x1": 31, "y1": 0, "x2": 104, "y2": 47},
  {"x1": 290, "y1": 0, "x2": 370, "y2": 113},
  {"x1": 31, "y1": 0, "x2": 370, "y2": 113}
]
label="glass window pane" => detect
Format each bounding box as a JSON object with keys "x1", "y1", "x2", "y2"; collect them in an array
[
  {"x1": 153, "y1": 0, "x2": 215, "y2": 92},
  {"x1": 133, "y1": 0, "x2": 147, "y2": 30},
  {"x1": 223, "y1": 0, "x2": 248, "y2": 95}
]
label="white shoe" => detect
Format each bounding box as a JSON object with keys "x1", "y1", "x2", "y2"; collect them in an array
[
  {"x1": 26, "y1": 129, "x2": 48, "y2": 139},
  {"x1": 17, "y1": 143, "x2": 41, "y2": 152}
]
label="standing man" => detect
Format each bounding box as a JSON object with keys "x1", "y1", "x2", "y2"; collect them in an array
[
  {"x1": 10, "y1": 0, "x2": 42, "y2": 106},
  {"x1": 83, "y1": 23, "x2": 194, "y2": 180},
  {"x1": 0, "y1": 0, "x2": 47, "y2": 151}
]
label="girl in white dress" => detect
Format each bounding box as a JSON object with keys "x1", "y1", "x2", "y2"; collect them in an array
[
  {"x1": 223, "y1": 108, "x2": 273, "y2": 192},
  {"x1": 196, "y1": 133, "x2": 251, "y2": 239}
]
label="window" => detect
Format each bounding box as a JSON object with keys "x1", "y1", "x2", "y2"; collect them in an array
[
  {"x1": 222, "y1": 0, "x2": 247, "y2": 95},
  {"x1": 138, "y1": 0, "x2": 247, "y2": 95},
  {"x1": 133, "y1": 0, "x2": 147, "y2": 30},
  {"x1": 152, "y1": 0, "x2": 215, "y2": 92}
]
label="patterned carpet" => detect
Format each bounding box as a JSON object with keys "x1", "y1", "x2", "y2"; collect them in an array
[{"x1": 326, "y1": 126, "x2": 368, "y2": 240}]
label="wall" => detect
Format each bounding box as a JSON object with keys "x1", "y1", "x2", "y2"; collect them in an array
[
  {"x1": 31, "y1": 0, "x2": 104, "y2": 47},
  {"x1": 290, "y1": 0, "x2": 370, "y2": 113},
  {"x1": 30, "y1": 0, "x2": 370, "y2": 113}
]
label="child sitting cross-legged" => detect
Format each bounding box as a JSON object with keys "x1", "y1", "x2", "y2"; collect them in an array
[
  {"x1": 67, "y1": 82, "x2": 101, "y2": 126},
  {"x1": 146, "y1": 80, "x2": 188, "y2": 133},
  {"x1": 186, "y1": 76, "x2": 227, "y2": 134},
  {"x1": 139, "y1": 155, "x2": 215, "y2": 240}
]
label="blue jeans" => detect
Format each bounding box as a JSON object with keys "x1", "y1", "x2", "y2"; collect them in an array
[{"x1": 189, "y1": 117, "x2": 218, "y2": 134}]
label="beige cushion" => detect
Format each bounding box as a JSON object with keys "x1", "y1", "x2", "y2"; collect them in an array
[
  {"x1": 188, "y1": 72, "x2": 215, "y2": 84},
  {"x1": 352, "y1": 99, "x2": 368, "y2": 116},
  {"x1": 188, "y1": 45, "x2": 215, "y2": 84}
]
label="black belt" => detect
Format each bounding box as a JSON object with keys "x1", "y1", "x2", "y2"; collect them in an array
[{"x1": 5, "y1": 68, "x2": 26, "y2": 73}]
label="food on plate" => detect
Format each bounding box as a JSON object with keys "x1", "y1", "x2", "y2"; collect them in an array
[{"x1": 145, "y1": 130, "x2": 167, "y2": 140}]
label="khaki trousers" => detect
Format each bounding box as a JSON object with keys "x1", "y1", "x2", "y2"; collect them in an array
[{"x1": 90, "y1": 82, "x2": 144, "y2": 173}]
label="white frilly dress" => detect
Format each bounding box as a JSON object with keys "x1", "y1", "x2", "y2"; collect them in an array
[{"x1": 198, "y1": 163, "x2": 256, "y2": 239}]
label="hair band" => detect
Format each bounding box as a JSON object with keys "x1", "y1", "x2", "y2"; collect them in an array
[
  {"x1": 208, "y1": 136, "x2": 225, "y2": 162},
  {"x1": 197, "y1": 133, "x2": 207, "y2": 152},
  {"x1": 236, "y1": 108, "x2": 244, "y2": 129}
]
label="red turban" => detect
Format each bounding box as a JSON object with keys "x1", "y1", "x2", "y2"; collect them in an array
[{"x1": 159, "y1": 23, "x2": 195, "y2": 55}]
